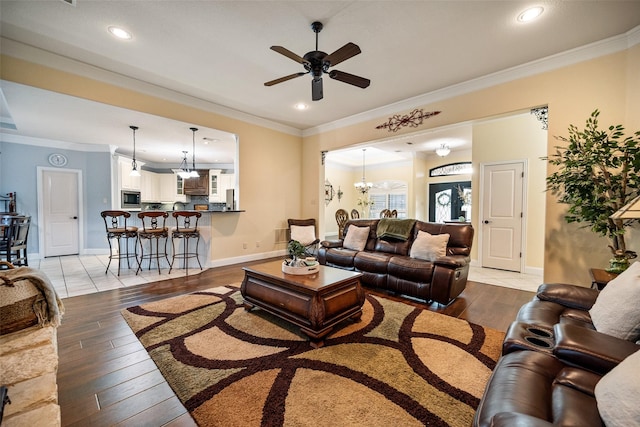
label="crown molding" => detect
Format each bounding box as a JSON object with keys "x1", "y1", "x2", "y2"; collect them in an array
[
  {"x1": 0, "y1": 132, "x2": 113, "y2": 153},
  {"x1": 303, "y1": 25, "x2": 640, "y2": 137},
  {"x1": 0, "y1": 37, "x2": 302, "y2": 138}
]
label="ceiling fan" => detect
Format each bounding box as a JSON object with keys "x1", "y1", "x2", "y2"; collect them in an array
[{"x1": 264, "y1": 21, "x2": 371, "y2": 101}]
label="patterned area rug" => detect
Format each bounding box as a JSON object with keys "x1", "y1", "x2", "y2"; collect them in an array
[{"x1": 121, "y1": 286, "x2": 504, "y2": 427}]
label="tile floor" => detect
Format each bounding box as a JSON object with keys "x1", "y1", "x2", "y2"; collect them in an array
[
  {"x1": 35, "y1": 254, "x2": 206, "y2": 299},
  {"x1": 34, "y1": 254, "x2": 542, "y2": 299}
]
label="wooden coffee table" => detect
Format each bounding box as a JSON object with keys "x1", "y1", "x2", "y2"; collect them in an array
[{"x1": 241, "y1": 260, "x2": 365, "y2": 348}]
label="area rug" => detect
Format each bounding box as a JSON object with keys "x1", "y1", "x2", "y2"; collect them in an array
[{"x1": 121, "y1": 286, "x2": 504, "y2": 427}]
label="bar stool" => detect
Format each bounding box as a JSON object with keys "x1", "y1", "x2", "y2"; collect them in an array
[
  {"x1": 169, "y1": 211, "x2": 202, "y2": 275},
  {"x1": 136, "y1": 211, "x2": 169, "y2": 274},
  {"x1": 101, "y1": 210, "x2": 138, "y2": 275}
]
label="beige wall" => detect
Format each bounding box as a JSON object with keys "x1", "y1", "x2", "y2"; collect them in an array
[
  {"x1": 472, "y1": 113, "x2": 547, "y2": 270},
  {"x1": 304, "y1": 46, "x2": 640, "y2": 286},
  {"x1": 1, "y1": 55, "x2": 303, "y2": 263},
  {"x1": 3, "y1": 42, "x2": 639, "y2": 284}
]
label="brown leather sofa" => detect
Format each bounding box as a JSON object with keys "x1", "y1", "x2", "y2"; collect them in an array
[
  {"x1": 318, "y1": 219, "x2": 474, "y2": 305},
  {"x1": 474, "y1": 283, "x2": 640, "y2": 427}
]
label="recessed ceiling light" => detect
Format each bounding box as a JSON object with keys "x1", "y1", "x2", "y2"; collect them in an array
[
  {"x1": 294, "y1": 103, "x2": 308, "y2": 110},
  {"x1": 517, "y1": 6, "x2": 544, "y2": 23},
  {"x1": 108, "y1": 26, "x2": 132, "y2": 40}
]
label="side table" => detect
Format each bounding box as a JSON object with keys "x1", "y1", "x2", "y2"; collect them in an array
[{"x1": 589, "y1": 268, "x2": 619, "y2": 290}]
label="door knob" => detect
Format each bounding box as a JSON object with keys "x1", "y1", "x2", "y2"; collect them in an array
[
  {"x1": 71, "y1": 216, "x2": 78, "y2": 219},
  {"x1": 483, "y1": 220, "x2": 490, "y2": 224}
]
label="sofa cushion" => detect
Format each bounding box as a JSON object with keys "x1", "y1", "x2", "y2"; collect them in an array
[
  {"x1": 343, "y1": 225, "x2": 370, "y2": 251},
  {"x1": 354, "y1": 251, "x2": 392, "y2": 274},
  {"x1": 589, "y1": 261, "x2": 640, "y2": 341},
  {"x1": 410, "y1": 230, "x2": 450, "y2": 261},
  {"x1": 388, "y1": 255, "x2": 434, "y2": 283},
  {"x1": 323, "y1": 248, "x2": 359, "y2": 269},
  {"x1": 594, "y1": 348, "x2": 640, "y2": 427},
  {"x1": 290, "y1": 225, "x2": 316, "y2": 246}
]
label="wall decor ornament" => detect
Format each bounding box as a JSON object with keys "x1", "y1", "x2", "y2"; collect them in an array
[
  {"x1": 531, "y1": 106, "x2": 548, "y2": 130},
  {"x1": 376, "y1": 109, "x2": 441, "y2": 132},
  {"x1": 324, "y1": 180, "x2": 335, "y2": 205},
  {"x1": 337, "y1": 186, "x2": 343, "y2": 202}
]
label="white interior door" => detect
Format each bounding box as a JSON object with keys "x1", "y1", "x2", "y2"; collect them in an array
[
  {"x1": 42, "y1": 169, "x2": 80, "y2": 257},
  {"x1": 480, "y1": 162, "x2": 524, "y2": 272}
]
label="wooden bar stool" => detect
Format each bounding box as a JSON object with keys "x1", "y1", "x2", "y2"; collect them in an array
[
  {"x1": 101, "y1": 210, "x2": 138, "y2": 275},
  {"x1": 136, "y1": 211, "x2": 169, "y2": 274},
  {"x1": 169, "y1": 211, "x2": 202, "y2": 275}
]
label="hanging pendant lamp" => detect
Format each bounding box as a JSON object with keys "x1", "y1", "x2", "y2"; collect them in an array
[
  {"x1": 129, "y1": 125, "x2": 141, "y2": 176},
  {"x1": 189, "y1": 127, "x2": 199, "y2": 178},
  {"x1": 354, "y1": 148, "x2": 373, "y2": 194},
  {"x1": 178, "y1": 151, "x2": 192, "y2": 179}
]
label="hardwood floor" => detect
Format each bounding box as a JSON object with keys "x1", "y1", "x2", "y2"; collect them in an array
[{"x1": 56, "y1": 258, "x2": 535, "y2": 426}]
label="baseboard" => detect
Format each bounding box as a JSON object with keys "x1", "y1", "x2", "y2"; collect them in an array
[
  {"x1": 470, "y1": 259, "x2": 543, "y2": 277},
  {"x1": 207, "y1": 249, "x2": 287, "y2": 268}
]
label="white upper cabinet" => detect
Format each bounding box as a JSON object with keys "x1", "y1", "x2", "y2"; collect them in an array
[{"x1": 118, "y1": 156, "x2": 141, "y2": 190}]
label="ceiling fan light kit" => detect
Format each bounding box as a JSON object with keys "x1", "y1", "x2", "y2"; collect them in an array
[{"x1": 265, "y1": 21, "x2": 370, "y2": 101}]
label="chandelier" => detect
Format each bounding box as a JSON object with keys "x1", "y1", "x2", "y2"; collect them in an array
[
  {"x1": 129, "y1": 125, "x2": 141, "y2": 177},
  {"x1": 354, "y1": 149, "x2": 373, "y2": 194},
  {"x1": 435, "y1": 144, "x2": 450, "y2": 157}
]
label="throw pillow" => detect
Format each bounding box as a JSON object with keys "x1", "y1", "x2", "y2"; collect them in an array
[
  {"x1": 290, "y1": 225, "x2": 316, "y2": 246},
  {"x1": 410, "y1": 230, "x2": 450, "y2": 261},
  {"x1": 589, "y1": 261, "x2": 640, "y2": 341},
  {"x1": 343, "y1": 226, "x2": 370, "y2": 251},
  {"x1": 595, "y1": 349, "x2": 640, "y2": 427}
]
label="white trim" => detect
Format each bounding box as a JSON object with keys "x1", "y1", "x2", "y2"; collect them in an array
[
  {"x1": 2, "y1": 133, "x2": 114, "y2": 153},
  {"x1": 303, "y1": 26, "x2": 640, "y2": 137},
  {"x1": 0, "y1": 38, "x2": 302, "y2": 138},
  {"x1": 37, "y1": 167, "x2": 84, "y2": 258},
  {"x1": 2, "y1": 25, "x2": 638, "y2": 138},
  {"x1": 207, "y1": 249, "x2": 286, "y2": 268}
]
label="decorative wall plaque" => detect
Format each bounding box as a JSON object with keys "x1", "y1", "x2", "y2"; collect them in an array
[{"x1": 376, "y1": 109, "x2": 441, "y2": 132}]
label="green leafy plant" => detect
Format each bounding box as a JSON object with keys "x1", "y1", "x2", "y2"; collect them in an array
[
  {"x1": 287, "y1": 240, "x2": 306, "y2": 259},
  {"x1": 544, "y1": 109, "x2": 640, "y2": 258}
]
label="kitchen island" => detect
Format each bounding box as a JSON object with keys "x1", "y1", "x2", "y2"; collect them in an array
[{"x1": 123, "y1": 210, "x2": 245, "y2": 271}]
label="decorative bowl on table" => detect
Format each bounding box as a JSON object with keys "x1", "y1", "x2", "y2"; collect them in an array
[{"x1": 282, "y1": 258, "x2": 319, "y2": 275}]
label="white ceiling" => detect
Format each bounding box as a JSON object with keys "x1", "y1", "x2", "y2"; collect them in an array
[{"x1": 1, "y1": 1, "x2": 639, "y2": 166}]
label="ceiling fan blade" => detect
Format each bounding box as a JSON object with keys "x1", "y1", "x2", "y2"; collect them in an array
[
  {"x1": 323, "y1": 42, "x2": 361, "y2": 67},
  {"x1": 329, "y1": 70, "x2": 370, "y2": 88},
  {"x1": 312, "y1": 77, "x2": 323, "y2": 101},
  {"x1": 264, "y1": 72, "x2": 307, "y2": 86},
  {"x1": 270, "y1": 46, "x2": 308, "y2": 65}
]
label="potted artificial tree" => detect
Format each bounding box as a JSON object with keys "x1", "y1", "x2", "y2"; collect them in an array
[
  {"x1": 287, "y1": 240, "x2": 306, "y2": 267},
  {"x1": 545, "y1": 109, "x2": 640, "y2": 272}
]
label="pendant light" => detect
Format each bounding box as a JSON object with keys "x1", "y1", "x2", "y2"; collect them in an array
[
  {"x1": 129, "y1": 125, "x2": 141, "y2": 176},
  {"x1": 178, "y1": 151, "x2": 192, "y2": 179},
  {"x1": 354, "y1": 148, "x2": 373, "y2": 194},
  {"x1": 189, "y1": 127, "x2": 199, "y2": 178}
]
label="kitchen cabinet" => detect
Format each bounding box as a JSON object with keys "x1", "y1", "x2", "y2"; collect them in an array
[
  {"x1": 209, "y1": 169, "x2": 221, "y2": 201},
  {"x1": 209, "y1": 170, "x2": 235, "y2": 202},
  {"x1": 184, "y1": 170, "x2": 209, "y2": 196},
  {"x1": 118, "y1": 157, "x2": 141, "y2": 190},
  {"x1": 141, "y1": 170, "x2": 160, "y2": 202},
  {"x1": 159, "y1": 173, "x2": 186, "y2": 202}
]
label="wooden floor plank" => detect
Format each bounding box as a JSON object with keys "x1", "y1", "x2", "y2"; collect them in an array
[{"x1": 56, "y1": 258, "x2": 534, "y2": 426}]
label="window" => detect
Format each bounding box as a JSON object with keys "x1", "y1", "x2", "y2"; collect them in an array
[{"x1": 369, "y1": 191, "x2": 407, "y2": 218}]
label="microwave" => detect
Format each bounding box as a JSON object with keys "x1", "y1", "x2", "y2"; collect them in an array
[{"x1": 121, "y1": 190, "x2": 141, "y2": 209}]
